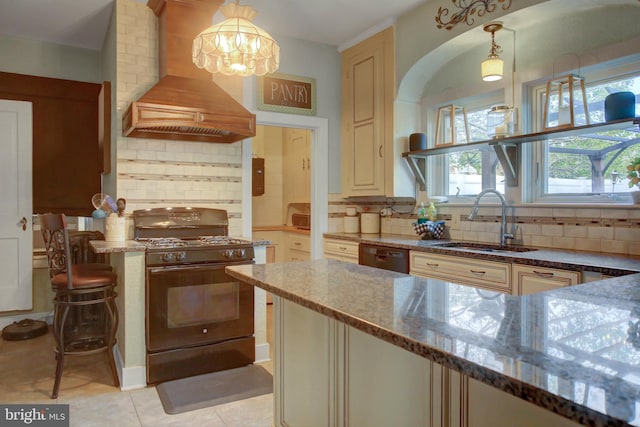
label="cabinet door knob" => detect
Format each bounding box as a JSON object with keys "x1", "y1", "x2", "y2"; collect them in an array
[
  {"x1": 19, "y1": 216, "x2": 27, "y2": 231},
  {"x1": 379, "y1": 145, "x2": 383, "y2": 158}
]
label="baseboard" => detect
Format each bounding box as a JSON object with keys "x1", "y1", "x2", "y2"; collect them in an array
[
  {"x1": 255, "y1": 342, "x2": 271, "y2": 363},
  {"x1": 0, "y1": 311, "x2": 52, "y2": 330},
  {"x1": 114, "y1": 344, "x2": 147, "y2": 391}
]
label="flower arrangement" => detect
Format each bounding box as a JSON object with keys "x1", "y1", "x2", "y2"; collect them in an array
[{"x1": 626, "y1": 157, "x2": 640, "y2": 188}]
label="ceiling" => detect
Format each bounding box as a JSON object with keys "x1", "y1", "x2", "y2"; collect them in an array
[{"x1": 0, "y1": 0, "x2": 426, "y2": 51}]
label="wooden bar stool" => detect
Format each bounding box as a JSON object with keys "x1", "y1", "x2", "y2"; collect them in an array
[{"x1": 39, "y1": 213, "x2": 120, "y2": 399}]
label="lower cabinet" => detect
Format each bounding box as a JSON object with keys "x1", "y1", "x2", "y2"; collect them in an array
[
  {"x1": 512, "y1": 264, "x2": 580, "y2": 295},
  {"x1": 252, "y1": 231, "x2": 285, "y2": 263},
  {"x1": 410, "y1": 251, "x2": 584, "y2": 296},
  {"x1": 275, "y1": 297, "x2": 332, "y2": 427},
  {"x1": 410, "y1": 251, "x2": 512, "y2": 294},
  {"x1": 286, "y1": 233, "x2": 310, "y2": 261},
  {"x1": 273, "y1": 296, "x2": 582, "y2": 427},
  {"x1": 323, "y1": 238, "x2": 359, "y2": 263}
]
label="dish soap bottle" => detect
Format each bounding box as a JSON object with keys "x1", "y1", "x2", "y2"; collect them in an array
[
  {"x1": 427, "y1": 202, "x2": 438, "y2": 221},
  {"x1": 417, "y1": 202, "x2": 428, "y2": 224}
]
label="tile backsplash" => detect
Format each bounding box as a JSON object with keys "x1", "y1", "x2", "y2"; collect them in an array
[{"x1": 328, "y1": 194, "x2": 640, "y2": 256}]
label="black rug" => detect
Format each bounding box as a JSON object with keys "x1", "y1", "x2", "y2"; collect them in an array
[{"x1": 156, "y1": 365, "x2": 273, "y2": 415}]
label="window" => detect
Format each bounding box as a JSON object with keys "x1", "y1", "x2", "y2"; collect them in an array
[
  {"x1": 435, "y1": 103, "x2": 505, "y2": 197},
  {"x1": 532, "y1": 69, "x2": 640, "y2": 202}
]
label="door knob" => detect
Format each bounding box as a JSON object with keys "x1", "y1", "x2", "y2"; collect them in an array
[{"x1": 19, "y1": 216, "x2": 27, "y2": 231}]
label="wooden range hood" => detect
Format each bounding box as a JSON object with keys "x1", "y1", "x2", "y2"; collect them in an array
[{"x1": 122, "y1": 0, "x2": 256, "y2": 143}]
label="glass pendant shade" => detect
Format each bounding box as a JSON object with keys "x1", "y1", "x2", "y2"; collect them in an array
[
  {"x1": 481, "y1": 57, "x2": 503, "y2": 81},
  {"x1": 193, "y1": 2, "x2": 280, "y2": 77}
]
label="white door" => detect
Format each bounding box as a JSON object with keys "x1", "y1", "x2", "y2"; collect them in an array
[{"x1": 0, "y1": 100, "x2": 33, "y2": 310}]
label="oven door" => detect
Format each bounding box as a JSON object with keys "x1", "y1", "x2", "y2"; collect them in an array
[{"x1": 146, "y1": 260, "x2": 254, "y2": 353}]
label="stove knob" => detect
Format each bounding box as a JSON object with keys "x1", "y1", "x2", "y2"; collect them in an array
[
  {"x1": 224, "y1": 249, "x2": 234, "y2": 259},
  {"x1": 234, "y1": 249, "x2": 245, "y2": 258},
  {"x1": 162, "y1": 253, "x2": 174, "y2": 262},
  {"x1": 177, "y1": 252, "x2": 187, "y2": 261}
]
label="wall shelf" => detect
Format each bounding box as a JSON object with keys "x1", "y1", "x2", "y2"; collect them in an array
[{"x1": 403, "y1": 117, "x2": 640, "y2": 190}]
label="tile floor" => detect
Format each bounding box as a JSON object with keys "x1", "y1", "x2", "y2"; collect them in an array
[{"x1": 0, "y1": 305, "x2": 275, "y2": 426}]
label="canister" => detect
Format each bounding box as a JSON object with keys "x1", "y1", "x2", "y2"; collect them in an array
[
  {"x1": 360, "y1": 213, "x2": 380, "y2": 234},
  {"x1": 105, "y1": 214, "x2": 127, "y2": 242},
  {"x1": 605, "y1": 92, "x2": 635, "y2": 122},
  {"x1": 343, "y1": 215, "x2": 360, "y2": 233}
]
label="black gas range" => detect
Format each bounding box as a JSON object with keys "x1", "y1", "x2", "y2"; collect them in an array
[{"x1": 133, "y1": 207, "x2": 256, "y2": 384}]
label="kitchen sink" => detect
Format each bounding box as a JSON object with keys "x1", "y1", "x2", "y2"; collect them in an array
[{"x1": 435, "y1": 242, "x2": 538, "y2": 252}]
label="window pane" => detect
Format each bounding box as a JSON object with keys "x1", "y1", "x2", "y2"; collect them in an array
[
  {"x1": 540, "y1": 74, "x2": 640, "y2": 197},
  {"x1": 446, "y1": 106, "x2": 505, "y2": 196}
]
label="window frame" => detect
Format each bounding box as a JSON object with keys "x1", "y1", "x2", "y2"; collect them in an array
[{"x1": 528, "y1": 58, "x2": 640, "y2": 204}]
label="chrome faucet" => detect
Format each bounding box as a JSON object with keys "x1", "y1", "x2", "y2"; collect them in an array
[{"x1": 467, "y1": 189, "x2": 514, "y2": 247}]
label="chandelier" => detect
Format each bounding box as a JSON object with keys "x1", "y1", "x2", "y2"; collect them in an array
[{"x1": 192, "y1": 1, "x2": 280, "y2": 77}]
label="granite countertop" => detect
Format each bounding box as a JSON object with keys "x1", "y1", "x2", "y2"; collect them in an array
[
  {"x1": 324, "y1": 232, "x2": 640, "y2": 275},
  {"x1": 90, "y1": 238, "x2": 271, "y2": 253},
  {"x1": 90, "y1": 240, "x2": 147, "y2": 253},
  {"x1": 254, "y1": 225, "x2": 311, "y2": 235},
  {"x1": 226, "y1": 259, "x2": 640, "y2": 427}
]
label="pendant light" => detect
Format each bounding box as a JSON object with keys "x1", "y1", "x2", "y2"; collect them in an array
[
  {"x1": 192, "y1": 0, "x2": 280, "y2": 77},
  {"x1": 481, "y1": 22, "x2": 504, "y2": 82}
]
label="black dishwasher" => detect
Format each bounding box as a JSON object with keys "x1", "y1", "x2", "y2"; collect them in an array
[{"x1": 359, "y1": 244, "x2": 410, "y2": 274}]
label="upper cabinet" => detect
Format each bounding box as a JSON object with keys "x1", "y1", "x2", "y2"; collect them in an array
[
  {"x1": 0, "y1": 72, "x2": 102, "y2": 216},
  {"x1": 341, "y1": 28, "x2": 395, "y2": 197}
]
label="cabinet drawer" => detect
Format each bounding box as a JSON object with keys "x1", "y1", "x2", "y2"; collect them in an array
[
  {"x1": 323, "y1": 239, "x2": 359, "y2": 258},
  {"x1": 410, "y1": 251, "x2": 511, "y2": 292},
  {"x1": 286, "y1": 233, "x2": 310, "y2": 253},
  {"x1": 513, "y1": 264, "x2": 579, "y2": 295}
]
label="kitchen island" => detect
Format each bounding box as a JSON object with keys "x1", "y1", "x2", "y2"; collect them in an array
[{"x1": 226, "y1": 259, "x2": 640, "y2": 427}]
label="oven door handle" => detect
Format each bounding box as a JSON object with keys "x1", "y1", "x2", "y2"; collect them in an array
[{"x1": 148, "y1": 260, "x2": 254, "y2": 274}]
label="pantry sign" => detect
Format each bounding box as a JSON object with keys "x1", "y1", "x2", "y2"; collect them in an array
[{"x1": 258, "y1": 73, "x2": 316, "y2": 116}]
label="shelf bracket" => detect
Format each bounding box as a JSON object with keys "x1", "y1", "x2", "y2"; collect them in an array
[
  {"x1": 404, "y1": 156, "x2": 427, "y2": 191},
  {"x1": 491, "y1": 142, "x2": 519, "y2": 187}
]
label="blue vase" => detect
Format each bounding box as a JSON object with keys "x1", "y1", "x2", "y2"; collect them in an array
[{"x1": 604, "y1": 91, "x2": 636, "y2": 122}]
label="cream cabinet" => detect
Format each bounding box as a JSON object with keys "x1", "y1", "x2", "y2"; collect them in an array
[
  {"x1": 274, "y1": 297, "x2": 435, "y2": 427},
  {"x1": 410, "y1": 251, "x2": 512, "y2": 294},
  {"x1": 284, "y1": 128, "x2": 310, "y2": 204},
  {"x1": 341, "y1": 27, "x2": 395, "y2": 197},
  {"x1": 274, "y1": 296, "x2": 582, "y2": 427},
  {"x1": 274, "y1": 297, "x2": 332, "y2": 426},
  {"x1": 323, "y1": 238, "x2": 359, "y2": 263},
  {"x1": 512, "y1": 264, "x2": 580, "y2": 295},
  {"x1": 285, "y1": 232, "x2": 310, "y2": 261}
]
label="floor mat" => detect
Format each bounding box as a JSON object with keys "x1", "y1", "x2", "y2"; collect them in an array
[{"x1": 155, "y1": 364, "x2": 273, "y2": 415}]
